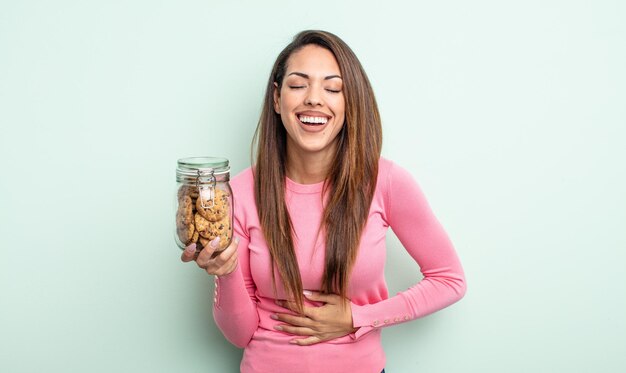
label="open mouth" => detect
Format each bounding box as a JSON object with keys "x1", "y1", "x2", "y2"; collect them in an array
[{"x1": 297, "y1": 115, "x2": 329, "y2": 126}]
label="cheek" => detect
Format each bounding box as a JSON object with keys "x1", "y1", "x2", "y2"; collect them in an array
[
  {"x1": 335, "y1": 122, "x2": 345, "y2": 135},
  {"x1": 280, "y1": 111, "x2": 296, "y2": 133},
  {"x1": 333, "y1": 97, "x2": 346, "y2": 119},
  {"x1": 335, "y1": 107, "x2": 346, "y2": 126},
  {"x1": 280, "y1": 112, "x2": 290, "y2": 128},
  {"x1": 327, "y1": 120, "x2": 345, "y2": 140}
]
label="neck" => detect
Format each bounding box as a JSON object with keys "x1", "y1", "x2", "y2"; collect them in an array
[{"x1": 285, "y1": 145, "x2": 336, "y2": 184}]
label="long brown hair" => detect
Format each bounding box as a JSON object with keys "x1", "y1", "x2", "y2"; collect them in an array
[{"x1": 252, "y1": 30, "x2": 382, "y2": 310}]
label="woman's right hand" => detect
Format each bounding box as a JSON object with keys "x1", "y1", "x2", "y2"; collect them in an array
[{"x1": 181, "y1": 236, "x2": 239, "y2": 276}]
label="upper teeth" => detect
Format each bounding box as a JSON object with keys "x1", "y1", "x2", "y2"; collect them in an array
[{"x1": 299, "y1": 115, "x2": 328, "y2": 124}]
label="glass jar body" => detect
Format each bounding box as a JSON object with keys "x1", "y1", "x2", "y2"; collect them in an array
[{"x1": 175, "y1": 157, "x2": 233, "y2": 254}]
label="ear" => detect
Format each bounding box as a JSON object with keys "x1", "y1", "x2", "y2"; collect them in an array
[{"x1": 273, "y1": 82, "x2": 280, "y2": 114}]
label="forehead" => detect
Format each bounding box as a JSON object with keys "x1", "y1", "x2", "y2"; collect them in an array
[{"x1": 285, "y1": 45, "x2": 341, "y2": 76}]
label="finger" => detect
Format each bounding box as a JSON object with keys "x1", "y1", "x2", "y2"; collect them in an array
[
  {"x1": 215, "y1": 237, "x2": 239, "y2": 262},
  {"x1": 209, "y1": 238, "x2": 239, "y2": 272},
  {"x1": 289, "y1": 336, "x2": 321, "y2": 346},
  {"x1": 207, "y1": 238, "x2": 239, "y2": 275},
  {"x1": 274, "y1": 324, "x2": 315, "y2": 336},
  {"x1": 221, "y1": 255, "x2": 238, "y2": 276},
  {"x1": 195, "y1": 237, "x2": 221, "y2": 266},
  {"x1": 214, "y1": 249, "x2": 238, "y2": 277},
  {"x1": 180, "y1": 243, "x2": 198, "y2": 262},
  {"x1": 271, "y1": 313, "x2": 312, "y2": 327},
  {"x1": 199, "y1": 236, "x2": 239, "y2": 264},
  {"x1": 300, "y1": 305, "x2": 320, "y2": 320},
  {"x1": 303, "y1": 290, "x2": 340, "y2": 304}
]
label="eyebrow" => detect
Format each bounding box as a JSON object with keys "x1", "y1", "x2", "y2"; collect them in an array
[{"x1": 287, "y1": 72, "x2": 342, "y2": 80}]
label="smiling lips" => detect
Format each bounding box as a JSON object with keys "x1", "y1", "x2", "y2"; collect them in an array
[
  {"x1": 298, "y1": 115, "x2": 328, "y2": 125},
  {"x1": 297, "y1": 111, "x2": 330, "y2": 126}
]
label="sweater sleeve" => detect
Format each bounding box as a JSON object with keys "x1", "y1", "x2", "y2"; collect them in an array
[
  {"x1": 350, "y1": 162, "x2": 466, "y2": 337},
  {"x1": 212, "y1": 201, "x2": 259, "y2": 348}
]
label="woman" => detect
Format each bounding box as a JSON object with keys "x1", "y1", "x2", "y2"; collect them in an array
[{"x1": 182, "y1": 30, "x2": 466, "y2": 373}]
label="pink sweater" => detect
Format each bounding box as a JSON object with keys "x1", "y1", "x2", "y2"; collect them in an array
[{"x1": 213, "y1": 158, "x2": 466, "y2": 373}]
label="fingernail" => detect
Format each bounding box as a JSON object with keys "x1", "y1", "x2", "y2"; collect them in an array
[
  {"x1": 303, "y1": 290, "x2": 312, "y2": 296},
  {"x1": 274, "y1": 325, "x2": 283, "y2": 331},
  {"x1": 289, "y1": 340, "x2": 298, "y2": 344},
  {"x1": 234, "y1": 236, "x2": 240, "y2": 245},
  {"x1": 209, "y1": 237, "x2": 220, "y2": 248},
  {"x1": 185, "y1": 244, "x2": 196, "y2": 253},
  {"x1": 270, "y1": 314, "x2": 278, "y2": 320}
]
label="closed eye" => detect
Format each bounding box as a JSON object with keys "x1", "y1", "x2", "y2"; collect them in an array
[
  {"x1": 326, "y1": 89, "x2": 341, "y2": 93},
  {"x1": 289, "y1": 85, "x2": 306, "y2": 89}
]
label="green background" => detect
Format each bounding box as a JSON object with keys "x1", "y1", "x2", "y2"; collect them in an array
[{"x1": 1, "y1": 1, "x2": 625, "y2": 372}]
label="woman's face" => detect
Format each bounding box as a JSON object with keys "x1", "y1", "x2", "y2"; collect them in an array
[{"x1": 274, "y1": 44, "x2": 345, "y2": 159}]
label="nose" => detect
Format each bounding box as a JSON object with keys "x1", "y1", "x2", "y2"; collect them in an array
[{"x1": 304, "y1": 85, "x2": 323, "y2": 106}]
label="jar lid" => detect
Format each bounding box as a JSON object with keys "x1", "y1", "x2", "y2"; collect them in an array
[{"x1": 176, "y1": 156, "x2": 230, "y2": 178}]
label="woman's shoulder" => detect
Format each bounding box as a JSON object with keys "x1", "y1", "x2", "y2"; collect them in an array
[
  {"x1": 377, "y1": 156, "x2": 399, "y2": 184},
  {"x1": 377, "y1": 156, "x2": 418, "y2": 190},
  {"x1": 230, "y1": 167, "x2": 255, "y2": 196},
  {"x1": 378, "y1": 156, "x2": 395, "y2": 173}
]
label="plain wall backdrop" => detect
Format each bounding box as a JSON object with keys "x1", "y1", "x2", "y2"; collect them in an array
[{"x1": 1, "y1": 0, "x2": 625, "y2": 372}]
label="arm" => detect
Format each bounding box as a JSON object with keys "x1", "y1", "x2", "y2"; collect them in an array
[
  {"x1": 212, "y1": 212, "x2": 260, "y2": 348},
  {"x1": 271, "y1": 162, "x2": 466, "y2": 343},
  {"x1": 351, "y1": 162, "x2": 467, "y2": 337}
]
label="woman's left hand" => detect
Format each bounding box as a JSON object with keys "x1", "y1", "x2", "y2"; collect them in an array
[{"x1": 271, "y1": 291, "x2": 358, "y2": 346}]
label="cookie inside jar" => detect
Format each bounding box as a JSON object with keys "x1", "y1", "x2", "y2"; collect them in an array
[{"x1": 175, "y1": 157, "x2": 233, "y2": 252}]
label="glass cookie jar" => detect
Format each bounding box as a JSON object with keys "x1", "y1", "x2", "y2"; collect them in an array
[{"x1": 175, "y1": 157, "x2": 233, "y2": 254}]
